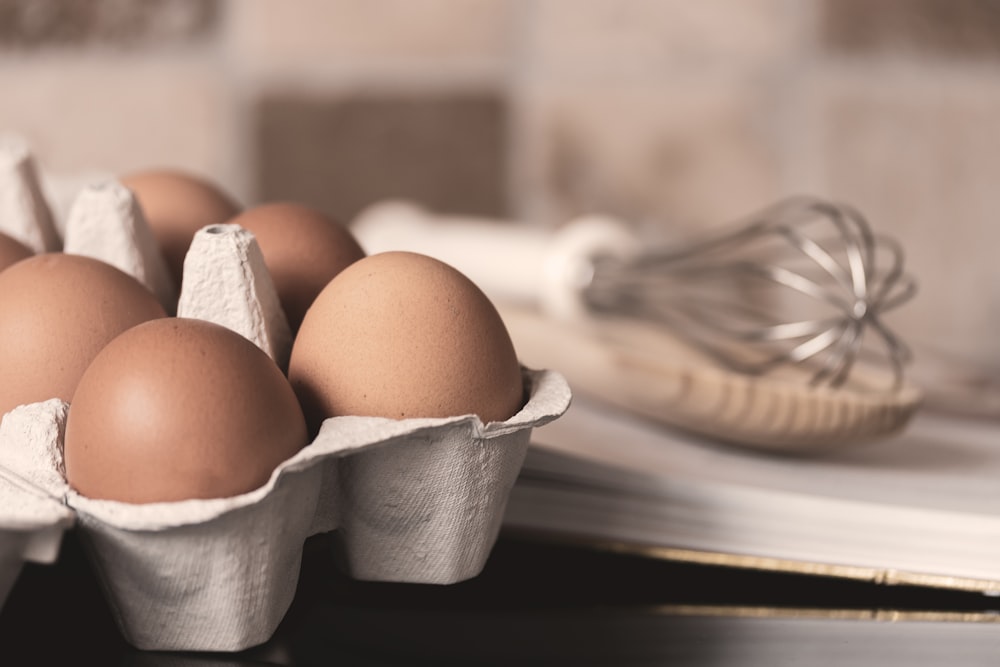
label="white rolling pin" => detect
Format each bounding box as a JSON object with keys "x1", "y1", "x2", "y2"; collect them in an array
[{"x1": 351, "y1": 200, "x2": 639, "y2": 322}]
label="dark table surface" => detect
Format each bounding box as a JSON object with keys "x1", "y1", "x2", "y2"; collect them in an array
[{"x1": 2, "y1": 528, "x2": 999, "y2": 665}]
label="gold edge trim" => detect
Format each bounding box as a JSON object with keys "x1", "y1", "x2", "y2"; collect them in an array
[
  {"x1": 644, "y1": 605, "x2": 1000, "y2": 624},
  {"x1": 502, "y1": 528, "x2": 1000, "y2": 595},
  {"x1": 606, "y1": 543, "x2": 1000, "y2": 595}
]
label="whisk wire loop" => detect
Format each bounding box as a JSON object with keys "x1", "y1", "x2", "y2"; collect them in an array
[{"x1": 582, "y1": 196, "x2": 917, "y2": 391}]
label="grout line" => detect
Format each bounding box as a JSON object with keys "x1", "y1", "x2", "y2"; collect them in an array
[{"x1": 506, "y1": 0, "x2": 541, "y2": 226}]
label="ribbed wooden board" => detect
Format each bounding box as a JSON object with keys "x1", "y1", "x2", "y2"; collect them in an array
[{"x1": 498, "y1": 303, "x2": 924, "y2": 454}]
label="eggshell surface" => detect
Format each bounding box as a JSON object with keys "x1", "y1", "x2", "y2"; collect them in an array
[
  {"x1": 0, "y1": 254, "x2": 166, "y2": 417},
  {"x1": 288, "y1": 251, "x2": 524, "y2": 433},
  {"x1": 64, "y1": 318, "x2": 308, "y2": 504},
  {"x1": 0, "y1": 231, "x2": 32, "y2": 272},
  {"x1": 120, "y1": 169, "x2": 240, "y2": 288},
  {"x1": 229, "y1": 202, "x2": 366, "y2": 331}
]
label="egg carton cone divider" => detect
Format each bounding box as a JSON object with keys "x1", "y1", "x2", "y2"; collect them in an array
[
  {"x1": 0, "y1": 135, "x2": 60, "y2": 253},
  {"x1": 63, "y1": 180, "x2": 177, "y2": 313},
  {"x1": 177, "y1": 223, "x2": 293, "y2": 369}
]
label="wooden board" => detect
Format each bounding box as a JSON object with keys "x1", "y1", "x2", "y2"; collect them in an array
[{"x1": 498, "y1": 303, "x2": 924, "y2": 454}]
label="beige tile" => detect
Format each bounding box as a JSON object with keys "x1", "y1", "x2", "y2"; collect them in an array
[
  {"x1": 520, "y1": 81, "x2": 783, "y2": 233},
  {"x1": 227, "y1": 0, "x2": 511, "y2": 70},
  {"x1": 802, "y1": 73, "x2": 1000, "y2": 365},
  {"x1": 530, "y1": 0, "x2": 799, "y2": 76},
  {"x1": 0, "y1": 57, "x2": 239, "y2": 199}
]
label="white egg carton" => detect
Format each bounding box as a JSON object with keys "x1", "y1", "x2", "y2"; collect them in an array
[{"x1": 0, "y1": 141, "x2": 571, "y2": 651}]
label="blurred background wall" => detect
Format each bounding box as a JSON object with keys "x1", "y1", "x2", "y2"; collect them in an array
[{"x1": 1, "y1": 0, "x2": 998, "y2": 410}]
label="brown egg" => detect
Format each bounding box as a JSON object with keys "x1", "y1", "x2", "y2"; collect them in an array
[
  {"x1": 288, "y1": 251, "x2": 524, "y2": 434},
  {"x1": 0, "y1": 254, "x2": 166, "y2": 417},
  {"x1": 120, "y1": 169, "x2": 240, "y2": 288},
  {"x1": 0, "y1": 231, "x2": 32, "y2": 272},
  {"x1": 64, "y1": 318, "x2": 308, "y2": 503},
  {"x1": 229, "y1": 202, "x2": 366, "y2": 331}
]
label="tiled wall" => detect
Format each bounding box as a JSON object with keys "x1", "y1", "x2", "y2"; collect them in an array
[{"x1": 2, "y1": 0, "x2": 999, "y2": 405}]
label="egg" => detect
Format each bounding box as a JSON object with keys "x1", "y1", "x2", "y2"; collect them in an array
[
  {"x1": 228, "y1": 202, "x2": 366, "y2": 331},
  {"x1": 64, "y1": 318, "x2": 308, "y2": 503},
  {"x1": 0, "y1": 254, "x2": 166, "y2": 417},
  {"x1": 120, "y1": 169, "x2": 241, "y2": 288},
  {"x1": 0, "y1": 231, "x2": 32, "y2": 272},
  {"x1": 288, "y1": 251, "x2": 524, "y2": 434}
]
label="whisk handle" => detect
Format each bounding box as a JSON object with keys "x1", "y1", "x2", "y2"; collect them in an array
[
  {"x1": 353, "y1": 201, "x2": 550, "y2": 302},
  {"x1": 352, "y1": 200, "x2": 637, "y2": 320}
]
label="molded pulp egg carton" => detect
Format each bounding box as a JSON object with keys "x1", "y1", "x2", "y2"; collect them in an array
[{"x1": 0, "y1": 140, "x2": 572, "y2": 651}]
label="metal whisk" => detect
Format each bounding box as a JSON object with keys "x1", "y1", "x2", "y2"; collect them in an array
[
  {"x1": 353, "y1": 195, "x2": 917, "y2": 393},
  {"x1": 582, "y1": 196, "x2": 917, "y2": 390}
]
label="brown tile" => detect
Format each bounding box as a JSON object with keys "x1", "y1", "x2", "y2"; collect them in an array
[
  {"x1": 0, "y1": 0, "x2": 219, "y2": 49},
  {"x1": 254, "y1": 93, "x2": 508, "y2": 223},
  {"x1": 822, "y1": 0, "x2": 1000, "y2": 58}
]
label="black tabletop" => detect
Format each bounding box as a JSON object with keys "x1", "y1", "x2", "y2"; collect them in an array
[{"x1": 2, "y1": 529, "x2": 998, "y2": 665}]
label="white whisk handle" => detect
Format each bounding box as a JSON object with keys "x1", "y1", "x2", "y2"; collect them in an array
[
  {"x1": 351, "y1": 200, "x2": 637, "y2": 320},
  {"x1": 353, "y1": 201, "x2": 548, "y2": 302}
]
